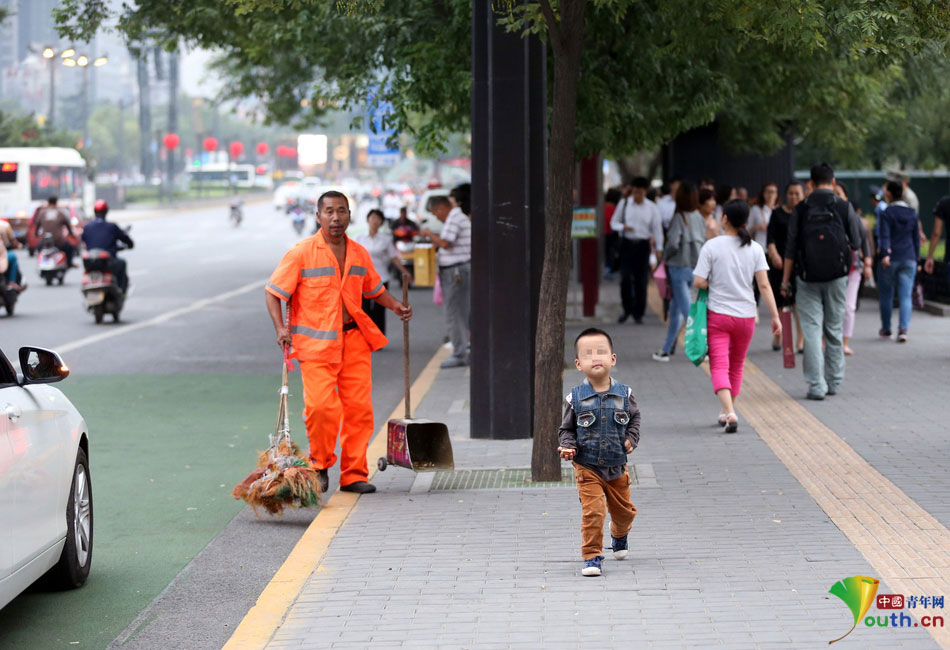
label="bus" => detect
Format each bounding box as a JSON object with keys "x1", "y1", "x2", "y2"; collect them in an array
[
  {"x1": 186, "y1": 163, "x2": 257, "y2": 190},
  {"x1": 0, "y1": 147, "x2": 90, "y2": 240}
]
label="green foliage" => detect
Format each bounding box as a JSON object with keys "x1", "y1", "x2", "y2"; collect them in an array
[
  {"x1": 54, "y1": 0, "x2": 950, "y2": 161},
  {"x1": 0, "y1": 110, "x2": 81, "y2": 150}
]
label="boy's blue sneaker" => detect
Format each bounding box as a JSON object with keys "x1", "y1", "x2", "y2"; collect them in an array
[
  {"x1": 582, "y1": 555, "x2": 604, "y2": 577},
  {"x1": 611, "y1": 534, "x2": 629, "y2": 560}
]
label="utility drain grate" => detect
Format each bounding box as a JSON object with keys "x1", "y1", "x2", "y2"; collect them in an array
[{"x1": 428, "y1": 467, "x2": 644, "y2": 490}]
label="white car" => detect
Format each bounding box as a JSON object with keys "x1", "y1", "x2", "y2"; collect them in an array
[{"x1": 0, "y1": 346, "x2": 92, "y2": 610}]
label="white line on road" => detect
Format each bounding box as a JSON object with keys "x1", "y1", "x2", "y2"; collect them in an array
[{"x1": 55, "y1": 279, "x2": 265, "y2": 355}]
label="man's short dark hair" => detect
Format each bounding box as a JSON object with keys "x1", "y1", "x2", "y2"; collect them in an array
[
  {"x1": 631, "y1": 176, "x2": 650, "y2": 190},
  {"x1": 47, "y1": 196, "x2": 58, "y2": 205},
  {"x1": 810, "y1": 162, "x2": 835, "y2": 186},
  {"x1": 885, "y1": 180, "x2": 903, "y2": 200},
  {"x1": 574, "y1": 328, "x2": 614, "y2": 356},
  {"x1": 317, "y1": 190, "x2": 349, "y2": 212},
  {"x1": 428, "y1": 195, "x2": 451, "y2": 211}
]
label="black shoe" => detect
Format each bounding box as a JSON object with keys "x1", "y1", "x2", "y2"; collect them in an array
[
  {"x1": 633, "y1": 317, "x2": 643, "y2": 325},
  {"x1": 806, "y1": 392, "x2": 825, "y2": 401},
  {"x1": 617, "y1": 313, "x2": 630, "y2": 324},
  {"x1": 340, "y1": 481, "x2": 376, "y2": 494},
  {"x1": 772, "y1": 343, "x2": 781, "y2": 351},
  {"x1": 316, "y1": 469, "x2": 329, "y2": 493}
]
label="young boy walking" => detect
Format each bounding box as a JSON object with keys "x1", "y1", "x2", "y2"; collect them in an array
[{"x1": 558, "y1": 328, "x2": 640, "y2": 577}]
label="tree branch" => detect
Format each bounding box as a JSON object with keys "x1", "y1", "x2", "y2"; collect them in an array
[{"x1": 538, "y1": 0, "x2": 564, "y2": 55}]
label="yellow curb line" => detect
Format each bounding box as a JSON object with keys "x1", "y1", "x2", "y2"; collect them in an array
[
  {"x1": 222, "y1": 343, "x2": 453, "y2": 650},
  {"x1": 649, "y1": 284, "x2": 950, "y2": 648}
]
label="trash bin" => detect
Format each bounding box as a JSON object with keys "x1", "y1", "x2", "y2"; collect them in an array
[{"x1": 412, "y1": 243, "x2": 436, "y2": 287}]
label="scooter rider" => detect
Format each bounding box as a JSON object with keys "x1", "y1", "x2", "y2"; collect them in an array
[
  {"x1": 81, "y1": 200, "x2": 134, "y2": 293},
  {"x1": 0, "y1": 218, "x2": 25, "y2": 291},
  {"x1": 33, "y1": 196, "x2": 77, "y2": 267}
]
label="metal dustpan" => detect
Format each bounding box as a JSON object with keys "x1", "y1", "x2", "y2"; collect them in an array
[{"x1": 377, "y1": 283, "x2": 454, "y2": 473}]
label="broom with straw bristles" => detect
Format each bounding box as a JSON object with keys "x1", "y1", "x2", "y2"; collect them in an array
[{"x1": 232, "y1": 344, "x2": 322, "y2": 516}]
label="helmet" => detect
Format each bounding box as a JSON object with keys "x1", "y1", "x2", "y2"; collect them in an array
[{"x1": 94, "y1": 199, "x2": 108, "y2": 217}]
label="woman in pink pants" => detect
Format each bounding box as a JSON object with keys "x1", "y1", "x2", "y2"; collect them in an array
[{"x1": 693, "y1": 200, "x2": 781, "y2": 433}]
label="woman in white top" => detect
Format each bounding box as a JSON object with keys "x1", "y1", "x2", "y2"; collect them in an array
[
  {"x1": 693, "y1": 200, "x2": 781, "y2": 433},
  {"x1": 748, "y1": 182, "x2": 778, "y2": 249},
  {"x1": 353, "y1": 209, "x2": 412, "y2": 335}
]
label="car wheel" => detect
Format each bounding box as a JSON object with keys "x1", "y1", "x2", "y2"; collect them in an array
[
  {"x1": 93, "y1": 305, "x2": 104, "y2": 324},
  {"x1": 49, "y1": 447, "x2": 93, "y2": 588}
]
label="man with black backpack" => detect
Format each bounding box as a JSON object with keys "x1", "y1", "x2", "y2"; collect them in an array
[{"x1": 781, "y1": 163, "x2": 866, "y2": 401}]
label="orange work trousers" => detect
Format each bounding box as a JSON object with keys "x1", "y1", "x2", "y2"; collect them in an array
[
  {"x1": 300, "y1": 329, "x2": 374, "y2": 486},
  {"x1": 574, "y1": 463, "x2": 637, "y2": 559}
]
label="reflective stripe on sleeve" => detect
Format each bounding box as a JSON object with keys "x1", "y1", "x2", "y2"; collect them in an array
[
  {"x1": 266, "y1": 281, "x2": 291, "y2": 300},
  {"x1": 363, "y1": 281, "x2": 384, "y2": 298},
  {"x1": 290, "y1": 325, "x2": 338, "y2": 340},
  {"x1": 348, "y1": 265, "x2": 367, "y2": 276},
  {"x1": 301, "y1": 266, "x2": 335, "y2": 278}
]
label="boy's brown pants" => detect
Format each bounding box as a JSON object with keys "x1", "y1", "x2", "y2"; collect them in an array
[{"x1": 573, "y1": 463, "x2": 637, "y2": 559}]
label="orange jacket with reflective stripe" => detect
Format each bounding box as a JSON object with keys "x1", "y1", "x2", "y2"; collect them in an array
[{"x1": 266, "y1": 230, "x2": 388, "y2": 363}]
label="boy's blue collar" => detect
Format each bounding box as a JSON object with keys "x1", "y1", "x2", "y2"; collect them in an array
[{"x1": 576, "y1": 377, "x2": 625, "y2": 398}]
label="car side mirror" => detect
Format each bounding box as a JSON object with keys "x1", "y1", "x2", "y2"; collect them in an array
[{"x1": 19, "y1": 347, "x2": 69, "y2": 384}]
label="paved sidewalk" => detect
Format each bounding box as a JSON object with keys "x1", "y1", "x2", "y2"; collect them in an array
[{"x1": 258, "y1": 282, "x2": 947, "y2": 649}]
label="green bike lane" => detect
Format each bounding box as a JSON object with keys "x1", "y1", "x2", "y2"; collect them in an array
[{"x1": 0, "y1": 372, "x2": 301, "y2": 649}]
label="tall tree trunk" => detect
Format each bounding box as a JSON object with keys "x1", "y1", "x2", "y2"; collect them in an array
[{"x1": 531, "y1": 0, "x2": 587, "y2": 482}]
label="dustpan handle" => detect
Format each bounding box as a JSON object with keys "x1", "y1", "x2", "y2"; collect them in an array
[{"x1": 403, "y1": 281, "x2": 410, "y2": 419}]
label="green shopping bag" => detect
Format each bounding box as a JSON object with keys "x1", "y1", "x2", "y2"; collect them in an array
[{"x1": 684, "y1": 289, "x2": 708, "y2": 366}]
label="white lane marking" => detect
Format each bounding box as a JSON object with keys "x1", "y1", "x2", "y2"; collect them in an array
[{"x1": 55, "y1": 279, "x2": 265, "y2": 355}]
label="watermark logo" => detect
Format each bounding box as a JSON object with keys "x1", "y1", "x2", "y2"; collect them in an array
[
  {"x1": 828, "y1": 575, "x2": 880, "y2": 644},
  {"x1": 829, "y1": 577, "x2": 945, "y2": 643}
]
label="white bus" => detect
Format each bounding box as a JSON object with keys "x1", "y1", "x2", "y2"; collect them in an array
[
  {"x1": 0, "y1": 147, "x2": 90, "y2": 238},
  {"x1": 186, "y1": 163, "x2": 257, "y2": 189}
]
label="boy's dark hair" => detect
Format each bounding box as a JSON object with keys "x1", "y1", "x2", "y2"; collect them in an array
[
  {"x1": 605, "y1": 188, "x2": 622, "y2": 204},
  {"x1": 47, "y1": 196, "x2": 58, "y2": 205},
  {"x1": 810, "y1": 162, "x2": 835, "y2": 186},
  {"x1": 885, "y1": 179, "x2": 903, "y2": 200},
  {"x1": 574, "y1": 328, "x2": 614, "y2": 356},
  {"x1": 317, "y1": 190, "x2": 349, "y2": 212},
  {"x1": 631, "y1": 176, "x2": 650, "y2": 189}
]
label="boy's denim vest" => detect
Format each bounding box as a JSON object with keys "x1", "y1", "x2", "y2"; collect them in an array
[{"x1": 570, "y1": 379, "x2": 631, "y2": 467}]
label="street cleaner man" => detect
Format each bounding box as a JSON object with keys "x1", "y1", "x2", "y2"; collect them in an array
[
  {"x1": 558, "y1": 328, "x2": 640, "y2": 577},
  {"x1": 265, "y1": 190, "x2": 412, "y2": 494}
]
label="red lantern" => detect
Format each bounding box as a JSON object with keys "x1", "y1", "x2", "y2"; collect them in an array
[
  {"x1": 163, "y1": 133, "x2": 180, "y2": 150},
  {"x1": 256, "y1": 164, "x2": 267, "y2": 175},
  {"x1": 276, "y1": 145, "x2": 288, "y2": 157},
  {"x1": 202, "y1": 137, "x2": 218, "y2": 152},
  {"x1": 286, "y1": 147, "x2": 297, "y2": 159},
  {"x1": 229, "y1": 141, "x2": 244, "y2": 158},
  {"x1": 256, "y1": 142, "x2": 269, "y2": 156}
]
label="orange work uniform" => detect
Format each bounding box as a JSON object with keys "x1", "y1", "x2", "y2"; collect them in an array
[{"x1": 266, "y1": 230, "x2": 388, "y2": 485}]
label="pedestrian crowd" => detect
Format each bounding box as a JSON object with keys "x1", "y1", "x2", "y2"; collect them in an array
[{"x1": 603, "y1": 162, "x2": 946, "y2": 428}]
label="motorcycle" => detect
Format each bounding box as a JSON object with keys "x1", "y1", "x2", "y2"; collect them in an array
[
  {"x1": 291, "y1": 206, "x2": 306, "y2": 235},
  {"x1": 81, "y1": 234, "x2": 131, "y2": 324},
  {"x1": 37, "y1": 233, "x2": 68, "y2": 286},
  {"x1": 229, "y1": 199, "x2": 243, "y2": 227},
  {"x1": 0, "y1": 270, "x2": 18, "y2": 316}
]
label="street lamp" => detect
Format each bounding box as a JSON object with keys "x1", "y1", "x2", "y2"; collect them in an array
[{"x1": 58, "y1": 52, "x2": 107, "y2": 149}]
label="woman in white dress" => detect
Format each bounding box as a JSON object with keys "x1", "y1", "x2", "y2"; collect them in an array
[{"x1": 353, "y1": 209, "x2": 413, "y2": 334}]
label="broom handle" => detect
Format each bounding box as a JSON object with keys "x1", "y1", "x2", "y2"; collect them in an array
[{"x1": 403, "y1": 280, "x2": 410, "y2": 419}]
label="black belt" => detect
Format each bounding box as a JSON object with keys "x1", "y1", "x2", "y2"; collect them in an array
[
  {"x1": 342, "y1": 321, "x2": 358, "y2": 331},
  {"x1": 439, "y1": 261, "x2": 470, "y2": 271}
]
